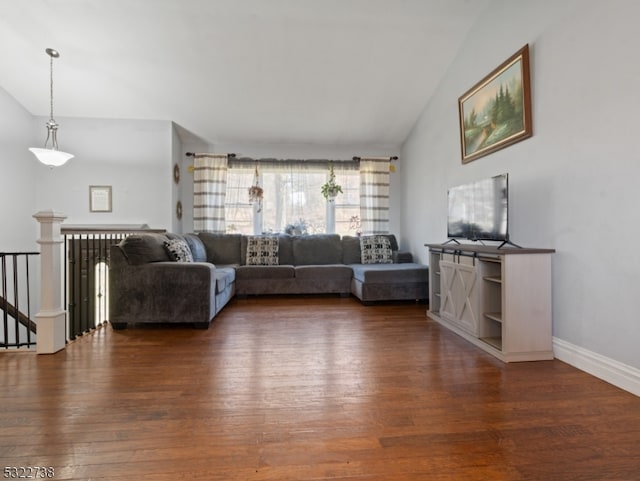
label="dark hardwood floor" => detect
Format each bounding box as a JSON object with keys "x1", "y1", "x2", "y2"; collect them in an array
[{"x1": 1, "y1": 296, "x2": 639, "y2": 480}]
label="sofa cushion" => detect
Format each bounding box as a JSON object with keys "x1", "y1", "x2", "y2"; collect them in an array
[
  {"x1": 384, "y1": 234, "x2": 399, "y2": 251},
  {"x1": 277, "y1": 234, "x2": 294, "y2": 265},
  {"x1": 245, "y1": 235, "x2": 279, "y2": 265},
  {"x1": 198, "y1": 233, "x2": 242, "y2": 265},
  {"x1": 295, "y1": 265, "x2": 353, "y2": 280},
  {"x1": 167, "y1": 233, "x2": 207, "y2": 262},
  {"x1": 183, "y1": 234, "x2": 207, "y2": 262},
  {"x1": 343, "y1": 234, "x2": 399, "y2": 264},
  {"x1": 360, "y1": 235, "x2": 393, "y2": 264},
  {"x1": 240, "y1": 234, "x2": 294, "y2": 265},
  {"x1": 393, "y1": 251, "x2": 413, "y2": 263},
  {"x1": 214, "y1": 267, "x2": 236, "y2": 294},
  {"x1": 235, "y1": 265, "x2": 295, "y2": 280},
  {"x1": 351, "y1": 263, "x2": 428, "y2": 283},
  {"x1": 164, "y1": 239, "x2": 194, "y2": 262},
  {"x1": 119, "y1": 233, "x2": 171, "y2": 265},
  {"x1": 292, "y1": 234, "x2": 342, "y2": 265},
  {"x1": 342, "y1": 235, "x2": 362, "y2": 264}
]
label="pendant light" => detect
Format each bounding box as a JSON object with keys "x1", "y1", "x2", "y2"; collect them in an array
[
  {"x1": 29, "y1": 48, "x2": 74, "y2": 167},
  {"x1": 248, "y1": 164, "x2": 264, "y2": 212}
]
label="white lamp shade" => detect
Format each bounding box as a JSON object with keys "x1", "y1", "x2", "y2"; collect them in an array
[{"x1": 29, "y1": 148, "x2": 74, "y2": 167}]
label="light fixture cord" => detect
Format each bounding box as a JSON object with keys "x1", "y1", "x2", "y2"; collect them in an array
[
  {"x1": 44, "y1": 51, "x2": 59, "y2": 150},
  {"x1": 49, "y1": 52, "x2": 55, "y2": 121}
]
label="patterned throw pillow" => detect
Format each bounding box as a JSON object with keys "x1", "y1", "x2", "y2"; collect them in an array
[
  {"x1": 246, "y1": 236, "x2": 279, "y2": 265},
  {"x1": 360, "y1": 235, "x2": 393, "y2": 264},
  {"x1": 164, "y1": 239, "x2": 194, "y2": 262}
]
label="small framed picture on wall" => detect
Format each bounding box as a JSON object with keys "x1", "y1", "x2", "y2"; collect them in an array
[{"x1": 89, "y1": 185, "x2": 112, "y2": 212}]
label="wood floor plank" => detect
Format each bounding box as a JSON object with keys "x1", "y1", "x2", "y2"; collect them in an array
[{"x1": 1, "y1": 296, "x2": 639, "y2": 480}]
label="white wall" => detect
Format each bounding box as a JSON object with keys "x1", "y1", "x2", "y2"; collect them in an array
[
  {"x1": 0, "y1": 87, "x2": 39, "y2": 250},
  {"x1": 401, "y1": 0, "x2": 640, "y2": 370},
  {"x1": 32, "y1": 117, "x2": 174, "y2": 230},
  {"x1": 0, "y1": 88, "x2": 42, "y2": 322},
  {"x1": 1, "y1": 90, "x2": 176, "y2": 239}
]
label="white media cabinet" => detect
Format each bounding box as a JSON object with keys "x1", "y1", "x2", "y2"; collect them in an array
[{"x1": 426, "y1": 243, "x2": 555, "y2": 362}]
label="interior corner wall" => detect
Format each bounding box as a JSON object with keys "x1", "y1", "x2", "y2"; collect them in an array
[
  {"x1": 170, "y1": 124, "x2": 183, "y2": 233},
  {"x1": 33, "y1": 117, "x2": 174, "y2": 230},
  {"x1": 400, "y1": 0, "x2": 640, "y2": 370},
  {"x1": 0, "y1": 87, "x2": 38, "y2": 250}
]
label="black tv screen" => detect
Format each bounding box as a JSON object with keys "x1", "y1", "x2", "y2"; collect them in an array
[{"x1": 447, "y1": 173, "x2": 509, "y2": 242}]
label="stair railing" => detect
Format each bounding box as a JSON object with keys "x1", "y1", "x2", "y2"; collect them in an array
[
  {"x1": 0, "y1": 252, "x2": 40, "y2": 349},
  {"x1": 62, "y1": 226, "x2": 165, "y2": 340}
]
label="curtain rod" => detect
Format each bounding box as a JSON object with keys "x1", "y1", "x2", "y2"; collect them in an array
[
  {"x1": 352, "y1": 156, "x2": 398, "y2": 161},
  {"x1": 185, "y1": 152, "x2": 236, "y2": 157},
  {"x1": 186, "y1": 153, "x2": 398, "y2": 162}
]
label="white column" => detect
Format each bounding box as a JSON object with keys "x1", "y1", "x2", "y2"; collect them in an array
[
  {"x1": 253, "y1": 202, "x2": 263, "y2": 235},
  {"x1": 33, "y1": 210, "x2": 67, "y2": 354},
  {"x1": 326, "y1": 198, "x2": 336, "y2": 234}
]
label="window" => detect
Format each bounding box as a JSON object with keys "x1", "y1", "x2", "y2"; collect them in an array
[
  {"x1": 224, "y1": 168, "x2": 255, "y2": 234},
  {"x1": 333, "y1": 169, "x2": 360, "y2": 236},
  {"x1": 224, "y1": 161, "x2": 360, "y2": 236}
]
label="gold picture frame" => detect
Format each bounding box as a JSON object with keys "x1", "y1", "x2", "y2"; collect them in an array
[
  {"x1": 458, "y1": 44, "x2": 532, "y2": 163},
  {"x1": 89, "y1": 185, "x2": 112, "y2": 212}
]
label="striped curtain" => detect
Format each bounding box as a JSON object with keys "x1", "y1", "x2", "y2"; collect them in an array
[
  {"x1": 193, "y1": 153, "x2": 228, "y2": 233},
  {"x1": 359, "y1": 157, "x2": 390, "y2": 235}
]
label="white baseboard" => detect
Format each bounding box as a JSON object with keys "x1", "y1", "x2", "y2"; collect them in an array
[{"x1": 553, "y1": 337, "x2": 640, "y2": 397}]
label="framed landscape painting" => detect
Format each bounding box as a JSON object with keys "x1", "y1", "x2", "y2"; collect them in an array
[{"x1": 458, "y1": 44, "x2": 532, "y2": 163}]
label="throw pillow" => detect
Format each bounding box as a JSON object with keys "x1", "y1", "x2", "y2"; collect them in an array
[
  {"x1": 164, "y1": 239, "x2": 194, "y2": 262},
  {"x1": 120, "y1": 234, "x2": 171, "y2": 265},
  {"x1": 360, "y1": 235, "x2": 393, "y2": 264},
  {"x1": 246, "y1": 236, "x2": 279, "y2": 265}
]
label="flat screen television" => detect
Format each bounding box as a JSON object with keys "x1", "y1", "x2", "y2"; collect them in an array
[{"x1": 447, "y1": 173, "x2": 509, "y2": 243}]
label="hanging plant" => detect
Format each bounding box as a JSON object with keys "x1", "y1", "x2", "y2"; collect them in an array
[
  {"x1": 321, "y1": 162, "x2": 343, "y2": 200},
  {"x1": 248, "y1": 165, "x2": 263, "y2": 212},
  {"x1": 349, "y1": 215, "x2": 361, "y2": 236}
]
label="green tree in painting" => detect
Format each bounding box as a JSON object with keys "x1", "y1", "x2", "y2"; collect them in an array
[
  {"x1": 491, "y1": 85, "x2": 517, "y2": 125},
  {"x1": 467, "y1": 108, "x2": 477, "y2": 128},
  {"x1": 477, "y1": 80, "x2": 523, "y2": 151}
]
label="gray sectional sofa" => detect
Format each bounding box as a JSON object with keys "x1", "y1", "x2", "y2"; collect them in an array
[{"x1": 108, "y1": 232, "x2": 428, "y2": 329}]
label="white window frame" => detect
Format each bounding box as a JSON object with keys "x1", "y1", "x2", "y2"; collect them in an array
[{"x1": 224, "y1": 160, "x2": 360, "y2": 236}]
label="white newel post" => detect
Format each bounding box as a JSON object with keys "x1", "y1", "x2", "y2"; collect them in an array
[{"x1": 33, "y1": 210, "x2": 67, "y2": 354}]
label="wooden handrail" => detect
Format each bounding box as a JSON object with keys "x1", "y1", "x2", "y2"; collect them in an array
[
  {"x1": 0, "y1": 295, "x2": 37, "y2": 334},
  {"x1": 61, "y1": 225, "x2": 166, "y2": 235}
]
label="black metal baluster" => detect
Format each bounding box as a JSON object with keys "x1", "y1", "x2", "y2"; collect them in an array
[
  {"x1": 89, "y1": 234, "x2": 96, "y2": 330},
  {"x1": 0, "y1": 253, "x2": 39, "y2": 348},
  {"x1": 25, "y1": 254, "x2": 32, "y2": 346},
  {"x1": 1, "y1": 254, "x2": 7, "y2": 348},
  {"x1": 64, "y1": 235, "x2": 69, "y2": 343},
  {"x1": 12, "y1": 254, "x2": 19, "y2": 347},
  {"x1": 69, "y1": 236, "x2": 78, "y2": 340}
]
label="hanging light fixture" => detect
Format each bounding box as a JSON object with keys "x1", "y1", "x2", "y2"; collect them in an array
[
  {"x1": 248, "y1": 164, "x2": 264, "y2": 212},
  {"x1": 28, "y1": 48, "x2": 74, "y2": 167}
]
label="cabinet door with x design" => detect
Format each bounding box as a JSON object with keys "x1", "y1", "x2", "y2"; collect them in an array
[{"x1": 439, "y1": 254, "x2": 480, "y2": 336}]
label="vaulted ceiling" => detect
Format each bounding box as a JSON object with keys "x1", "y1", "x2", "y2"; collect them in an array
[{"x1": 0, "y1": 0, "x2": 489, "y2": 147}]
